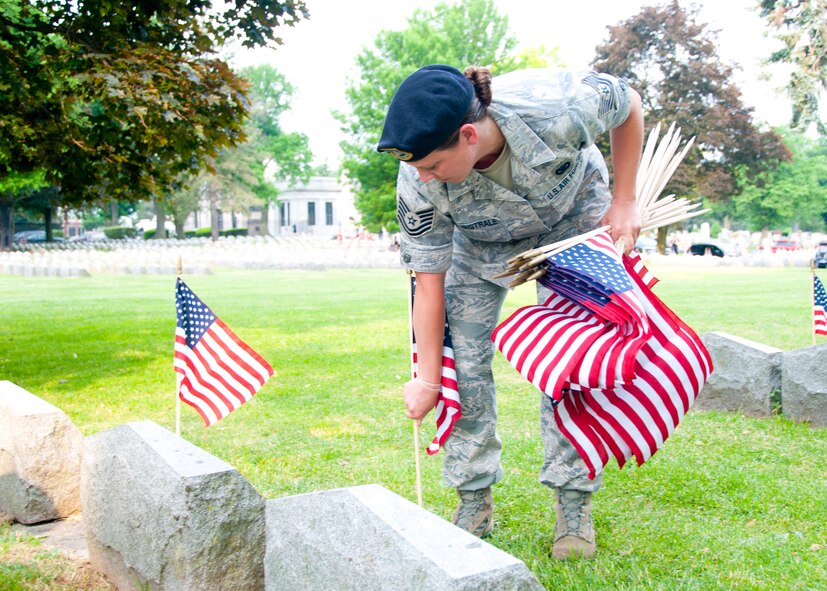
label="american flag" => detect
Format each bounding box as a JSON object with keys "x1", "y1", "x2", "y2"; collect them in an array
[
  {"x1": 493, "y1": 232, "x2": 650, "y2": 397},
  {"x1": 554, "y1": 252, "x2": 712, "y2": 478},
  {"x1": 492, "y1": 293, "x2": 605, "y2": 399},
  {"x1": 174, "y1": 278, "x2": 273, "y2": 426},
  {"x1": 409, "y1": 274, "x2": 460, "y2": 455},
  {"x1": 815, "y1": 275, "x2": 827, "y2": 336},
  {"x1": 492, "y1": 232, "x2": 712, "y2": 479}
]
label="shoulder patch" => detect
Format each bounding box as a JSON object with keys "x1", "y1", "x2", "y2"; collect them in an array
[
  {"x1": 397, "y1": 197, "x2": 435, "y2": 238},
  {"x1": 581, "y1": 73, "x2": 618, "y2": 117}
]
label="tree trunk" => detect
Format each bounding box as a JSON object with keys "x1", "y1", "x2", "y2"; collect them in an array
[
  {"x1": 44, "y1": 207, "x2": 53, "y2": 241},
  {"x1": 110, "y1": 201, "x2": 119, "y2": 225},
  {"x1": 657, "y1": 226, "x2": 668, "y2": 255},
  {"x1": 722, "y1": 215, "x2": 732, "y2": 230},
  {"x1": 0, "y1": 198, "x2": 14, "y2": 250},
  {"x1": 153, "y1": 199, "x2": 165, "y2": 239},
  {"x1": 174, "y1": 217, "x2": 186, "y2": 239},
  {"x1": 209, "y1": 186, "x2": 219, "y2": 242},
  {"x1": 260, "y1": 202, "x2": 270, "y2": 236}
]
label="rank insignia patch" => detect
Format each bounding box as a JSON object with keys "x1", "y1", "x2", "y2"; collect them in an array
[
  {"x1": 397, "y1": 197, "x2": 435, "y2": 237},
  {"x1": 582, "y1": 73, "x2": 618, "y2": 117}
]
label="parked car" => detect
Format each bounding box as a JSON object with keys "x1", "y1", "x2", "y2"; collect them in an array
[
  {"x1": 759, "y1": 239, "x2": 801, "y2": 253},
  {"x1": 12, "y1": 230, "x2": 64, "y2": 243},
  {"x1": 688, "y1": 242, "x2": 734, "y2": 258},
  {"x1": 815, "y1": 241, "x2": 827, "y2": 269},
  {"x1": 634, "y1": 236, "x2": 658, "y2": 254}
]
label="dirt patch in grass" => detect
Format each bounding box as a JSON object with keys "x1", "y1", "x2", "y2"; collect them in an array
[{"x1": 1, "y1": 519, "x2": 115, "y2": 591}]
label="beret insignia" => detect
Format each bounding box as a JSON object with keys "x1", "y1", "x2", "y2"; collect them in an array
[{"x1": 379, "y1": 147, "x2": 414, "y2": 161}]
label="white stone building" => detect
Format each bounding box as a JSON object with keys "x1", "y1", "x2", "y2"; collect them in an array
[
  {"x1": 178, "y1": 175, "x2": 358, "y2": 238},
  {"x1": 269, "y1": 176, "x2": 359, "y2": 237}
]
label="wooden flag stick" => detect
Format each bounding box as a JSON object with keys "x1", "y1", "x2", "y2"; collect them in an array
[
  {"x1": 635, "y1": 121, "x2": 663, "y2": 195},
  {"x1": 406, "y1": 270, "x2": 424, "y2": 507},
  {"x1": 637, "y1": 123, "x2": 678, "y2": 212},
  {"x1": 642, "y1": 138, "x2": 695, "y2": 215},
  {"x1": 641, "y1": 210, "x2": 709, "y2": 233},
  {"x1": 413, "y1": 420, "x2": 423, "y2": 507}
]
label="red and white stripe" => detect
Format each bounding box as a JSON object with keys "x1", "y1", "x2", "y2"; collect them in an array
[
  {"x1": 554, "y1": 252, "x2": 713, "y2": 478},
  {"x1": 492, "y1": 294, "x2": 606, "y2": 401},
  {"x1": 816, "y1": 308, "x2": 827, "y2": 336},
  {"x1": 413, "y1": 344, "x2": 460, "y2": 455},
  {"x1": 174, "y1": 318, "x2": 273, "y2": 426}
]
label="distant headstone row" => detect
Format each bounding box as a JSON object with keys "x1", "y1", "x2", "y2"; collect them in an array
[{"x1": 0, "y1": 235, "x2": 402, "y2": 276}]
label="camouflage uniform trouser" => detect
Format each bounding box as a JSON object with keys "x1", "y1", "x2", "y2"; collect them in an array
[{"x1": 441, "y1": 158, "x2": 610, "y2": 494}]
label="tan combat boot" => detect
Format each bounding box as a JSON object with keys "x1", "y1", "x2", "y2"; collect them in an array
[
  {"x1": 552, "y1": 488, "x2": 596, "y2": 560},
  {"x1": 451, "y1": 487, "x2": 494, "y2": 538}
]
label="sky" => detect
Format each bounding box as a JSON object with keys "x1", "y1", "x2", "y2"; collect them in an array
[{"x1": 224, "y1": 0, "x2": 792, "y2": 167}]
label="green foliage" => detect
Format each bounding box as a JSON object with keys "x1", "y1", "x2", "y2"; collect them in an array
[
  {"x1": 592, "y1": 1, "x2": 791, "y2": 205},
  {"x1": 162, "y1": 64, "x2": 313, "y2": 237},
  {"x1": 238, "y1": 64, "x2": 313, "y2": 189},
  {"x1": 0, "y1": 0, "x2": 309, "y2": 207},
  {"x1": 102, "y1": 226, "x2": 137, "y2": 239},
  {"x1": 0, "y1": 171, "x2": 51, "y2": 247},
  {"x1": 239, "y1": 65, "x2": 294, "y2": 137},
  {"x1": 760, "y1": 0, "x2": 827, "y2": 135},
  {"x1": 220, "y1": 227, "x2": 248, "y2": 237},
  {"x1": 733, "y1": 129, "x2": 827, "y2": 231},
  {"x1": 338, "y1": 0, "x2": 552, "y2": 231},
  {"x1": 143, "y1": 229, "x2": 169, "y2": 240},
  {"x1": 180, "y1": 227, "x2": 246, "y2": 238},
  {"x1": 0, "y1": 171, "x2": 48, "y2": 197}
]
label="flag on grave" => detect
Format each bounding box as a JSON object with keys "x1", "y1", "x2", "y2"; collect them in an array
[
  {"x1": 814, "y1": 275, "x2": 827, "y2": 337},
  {"x1": 174, "y1": 278, "x2": 273, "y2": 426}
]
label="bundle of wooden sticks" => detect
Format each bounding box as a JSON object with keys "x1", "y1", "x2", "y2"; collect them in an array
[{"x1": 494, "y1": 122, "x2": 707, "y2": 288}]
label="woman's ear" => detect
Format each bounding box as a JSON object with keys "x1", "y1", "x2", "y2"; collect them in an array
[{"x1": 459, "y1": 123, "x2": 479, "y2": 146}]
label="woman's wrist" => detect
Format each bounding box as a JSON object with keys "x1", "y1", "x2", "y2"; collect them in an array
[{"x1": 415, "y1": 376, "x2": 442, "y2": 390}]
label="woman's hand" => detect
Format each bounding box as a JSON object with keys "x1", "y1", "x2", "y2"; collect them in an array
[
  {"x1": 403, "y1": 377, "x2": 441, "y2": 421},
  {"x1": 602, "y1": 198, "x2": 640, "y2": 254}
]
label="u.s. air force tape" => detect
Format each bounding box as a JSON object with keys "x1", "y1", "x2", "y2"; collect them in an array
[{"x1": 397, "y1": 197, "x2": 435, "y2": 237}]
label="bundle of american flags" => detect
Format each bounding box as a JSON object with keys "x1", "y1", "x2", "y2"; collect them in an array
[
  {"x1": 489, "y1": 123, "x2": 713, "y2": 478},
  {"x1": 492, "y1": 232, "x2": 712, "y2": 479}
]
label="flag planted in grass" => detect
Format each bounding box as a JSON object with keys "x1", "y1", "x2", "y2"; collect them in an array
[
  {"x1": 814, "y1": 275, "x2": 827, "y2": 337},
  {"x1": 174, "y1": 278, "x2": 273, "y2": 426},
  {"x1": 410, "y1": 274, "x2": 460, "y2": 455}
]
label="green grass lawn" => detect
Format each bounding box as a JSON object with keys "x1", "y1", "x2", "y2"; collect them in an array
[{"x1": 1, "y1": 263, "x2": 825, "y2": 590}]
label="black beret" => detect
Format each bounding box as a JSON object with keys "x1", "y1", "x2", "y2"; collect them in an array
[{"x1": 377, "y1": 64, "x2": 474, "y2": 162}]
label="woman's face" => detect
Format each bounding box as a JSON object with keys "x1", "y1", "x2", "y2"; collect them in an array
[{"x1": 409, "y1": 126, "x2": 478, "y2": 184}]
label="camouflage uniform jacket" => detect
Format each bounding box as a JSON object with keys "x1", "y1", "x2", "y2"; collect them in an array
[{"x1": 396, "y1": 69, "x2": 633, "y2": 274}]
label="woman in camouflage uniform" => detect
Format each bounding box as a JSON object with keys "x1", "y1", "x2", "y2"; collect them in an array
[{"x1": 377, "y1": 64, "x2": 643, "y2": 559}]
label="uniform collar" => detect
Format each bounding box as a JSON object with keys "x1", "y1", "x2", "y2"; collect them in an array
[
  {"x1": 488, "y1": 102, "x2": 556, "y2": 167},
  {"x1": 444, "y1": 102, "x2": 555, "y2": 200}
]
